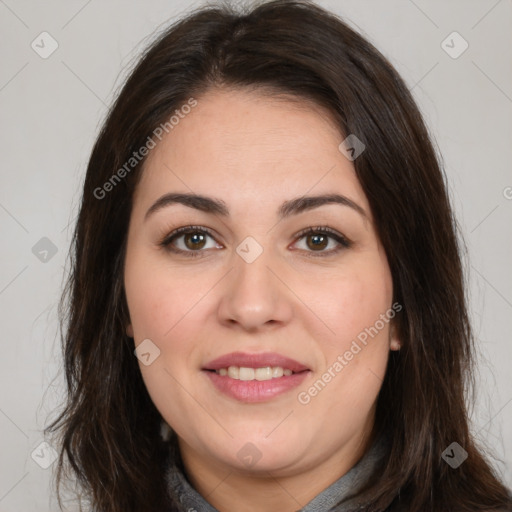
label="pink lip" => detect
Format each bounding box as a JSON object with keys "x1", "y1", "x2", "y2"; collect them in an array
[
  {"x1": 202, "y1": 351, "x2": 311, "y2": 403},
  {"x1": 203, "y1": 351, "x2": 310, "y2": 373},
  {"x1": 203, "y1": 370, "x2": 310, "y2": 403}
]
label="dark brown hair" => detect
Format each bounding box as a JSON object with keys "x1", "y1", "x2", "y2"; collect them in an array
[{"x1": 45, "y1": 1, "x2": 512, "y2": 511}]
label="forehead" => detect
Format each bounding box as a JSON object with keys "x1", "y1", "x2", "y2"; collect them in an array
[{"x1": 132, "y1": 87, "x2": 370, "y2": 218}]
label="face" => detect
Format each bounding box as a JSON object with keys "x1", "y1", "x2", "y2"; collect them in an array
[{"x1": 124, "y1": 87, "x2": 400, "y2": 476}]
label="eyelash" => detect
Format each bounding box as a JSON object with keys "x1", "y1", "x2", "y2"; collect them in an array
[{"x1": 159, "y1": 225, "x2": 352, "y2": 258}]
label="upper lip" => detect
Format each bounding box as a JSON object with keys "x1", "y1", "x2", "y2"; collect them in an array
[{"x1": 203, "y1": 352, "x2": 310, "y2": 373}]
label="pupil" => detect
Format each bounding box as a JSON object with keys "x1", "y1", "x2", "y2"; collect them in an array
[
  {"x1": 309, "y1": 234, "x2": 327, "y2": 250},
  {"x1": 186, "y1": 232, "x2": 205, "y2": 249}
]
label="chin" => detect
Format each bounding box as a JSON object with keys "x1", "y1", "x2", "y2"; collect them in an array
[{"x1": 212, "y1": 435, "x2": 307, "y2": 473}]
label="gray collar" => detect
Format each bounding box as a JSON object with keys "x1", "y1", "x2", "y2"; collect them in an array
[{"x1": 164, "y1": 434, "x2": 387, "y2": 512}]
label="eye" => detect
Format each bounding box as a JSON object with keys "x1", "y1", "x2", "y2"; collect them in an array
[
  {"x1": 159, "y1": 225, "x2": 221, "y2": 257},
  {"x1": 292, "y1": 226, "x2": 351, "y2": 257},
  {"x1": 159, "y1": 224, "x2": 351, "y2": 258}
]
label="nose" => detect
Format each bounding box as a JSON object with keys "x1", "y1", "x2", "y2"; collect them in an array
[{"x1": 217, "y1": 243, "x2": 293, "y2": 332}]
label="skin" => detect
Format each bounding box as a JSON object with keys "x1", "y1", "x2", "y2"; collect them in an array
[{"x1": 124, "y1": 87, "x2": 400, "y2": 512}]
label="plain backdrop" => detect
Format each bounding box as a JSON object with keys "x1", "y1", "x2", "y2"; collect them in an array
[{"x1": 0, "y1": 0, "x2": 511, "y2": 510}]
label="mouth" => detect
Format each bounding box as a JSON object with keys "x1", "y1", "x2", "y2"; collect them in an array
[
  {"x1": 202, "y1": 352, "x2": 311, "y2": 403},
  {"x1": 205, "y1": 365, "x2": 306, "y2": 380}
]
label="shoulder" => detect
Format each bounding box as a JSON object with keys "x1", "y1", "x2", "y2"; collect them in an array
[{"x1": 383, "y1": 504, "x2": 512, "y2": 512}]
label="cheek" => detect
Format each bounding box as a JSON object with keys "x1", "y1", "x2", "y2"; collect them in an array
[
  {"x1": 297, "y1": 260, "x2": 393, "y2": 419},
  {"x1": 125, "y1": 252, "x2": 203, "y2": 340},
  {"x1": 124, "y1": 252, "x2": 207, "y2": 389},
  {"x1": 124, "y1": 254, "x2": 200, "y2": 390},
  {"x1": 125, "y1": 260, "x2": 204, "y2": 437},
  {"x1": 305, "y1": 260, "x2": 393, "y2": 350}
]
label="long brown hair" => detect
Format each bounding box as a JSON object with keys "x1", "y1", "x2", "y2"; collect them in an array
[{"x1": 45, "y1": 1, "x2": 512, "y2": 511}]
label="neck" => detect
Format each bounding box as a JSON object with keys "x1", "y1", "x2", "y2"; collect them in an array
[{"x1": 176, "y1": 429, "x2": 377, "y2": 512}]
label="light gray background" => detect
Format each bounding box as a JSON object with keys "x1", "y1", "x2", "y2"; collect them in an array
[{"x1": 0, "y1": 0, "x2": 511, "y2": 510}]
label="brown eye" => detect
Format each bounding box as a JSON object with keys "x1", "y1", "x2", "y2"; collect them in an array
[
  {"x1": 183, "y1": 231, "x2": 207, "y2": 250},
  {"x1": 305, "y1": 233, "x2": 329, "y2": 251},
  {"x1": 160, "y1": 226, "x2": 221, "y2": 257},
  {"x1": 160, "y1": 225, "x2": 351, "y2": 259},
  {"x1": 293, "y1": 226, "x2": 352, "y2": 257}
]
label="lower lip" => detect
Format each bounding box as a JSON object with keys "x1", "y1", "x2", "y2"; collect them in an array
[{"x1": 203, "y1": 370, "x2": 310, "y2": 403}]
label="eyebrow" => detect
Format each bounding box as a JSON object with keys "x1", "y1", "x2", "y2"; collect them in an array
[{"x1": 144, "y1": 192, "x2": 367, "y2": 221}]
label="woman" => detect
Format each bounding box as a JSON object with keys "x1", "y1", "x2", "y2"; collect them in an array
[{"x1": 46, "y1": 1, "x2": 512, "y2": 511}]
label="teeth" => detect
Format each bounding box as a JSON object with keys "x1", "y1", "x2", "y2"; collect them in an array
[
  {"x1": 239, "y1": 367, "x2": 254, "y2": 381},
  {"x1": 215, "y1": 366, "x2": 296, "y2": 380},
  {"x1": 272, "y1": 366, "x2": 284, "y2": 378},
  {"x1": 227, "y1": 366, "x2": 239, "y2": 379}
]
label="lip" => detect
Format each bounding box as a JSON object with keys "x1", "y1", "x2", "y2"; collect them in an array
[
  {"x1": 203, "y1": 351, "x2": 310, "y2": 373},
  {"x1": 202, "y1": 351, "x2": 311, "y2": 403},
  {"x1": 203, "y1": 370, "x2": 310, "y2": 403}
]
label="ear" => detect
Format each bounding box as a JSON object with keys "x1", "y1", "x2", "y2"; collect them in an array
[
  {"x1": 389, "y1": 323, "x2": 401, "y2": 351},
  {"x1": 390, "y1": 339, "x2": 401, "y2": 351},
  {"x1": 126, "y1": 323, "x2": 134, "y2": 338}
]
